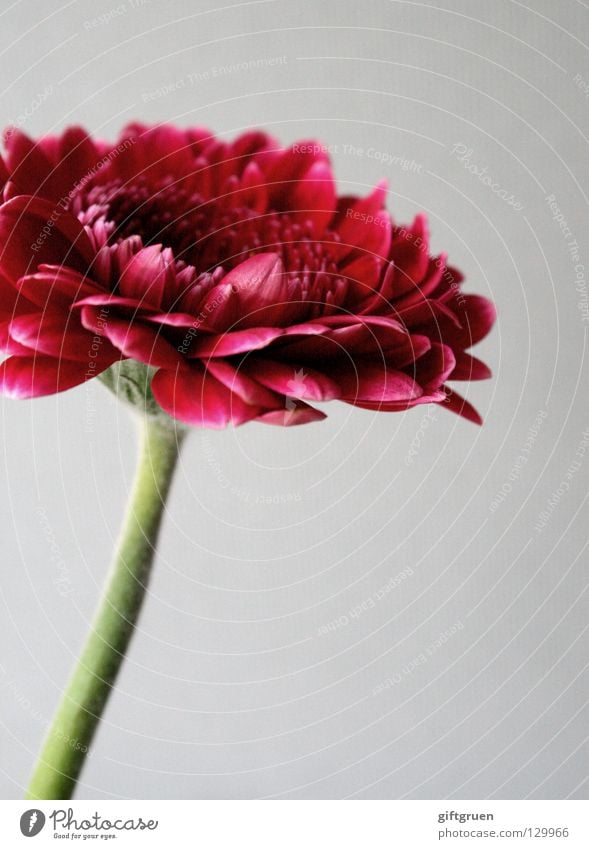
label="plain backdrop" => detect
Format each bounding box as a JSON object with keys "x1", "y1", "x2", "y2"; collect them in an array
[{"x1": 1, "y1": 0, "x2": 588, "y2": 799}]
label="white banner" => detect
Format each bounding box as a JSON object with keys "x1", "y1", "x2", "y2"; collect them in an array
[{"x1": 1, "y1": 800, "x2": 587, "y2": 848}]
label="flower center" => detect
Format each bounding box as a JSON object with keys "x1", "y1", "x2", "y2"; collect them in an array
[{"x1": 75, "y1": 176, "x2": 349, "y2": 316}]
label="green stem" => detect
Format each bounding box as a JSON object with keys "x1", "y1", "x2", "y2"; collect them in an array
[{"x1": 27, "y1": 417, "x2": 185, "y2": 800}]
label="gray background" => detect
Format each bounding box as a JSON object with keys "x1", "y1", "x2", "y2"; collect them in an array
[{"x1": 0, "y1": 0, "x2": 588, "y2": 799}]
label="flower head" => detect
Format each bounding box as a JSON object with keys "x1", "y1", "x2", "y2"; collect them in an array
[{"x1": 0, "y1": 123, "x2": 495, "y2": 427}]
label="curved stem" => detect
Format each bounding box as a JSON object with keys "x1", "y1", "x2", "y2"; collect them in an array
[{"x1": 27, "y1": 417, "x2": 185, "y2": 800}]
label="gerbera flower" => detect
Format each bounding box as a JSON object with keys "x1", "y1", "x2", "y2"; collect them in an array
[{"x1": 0, "y1": 123, "x2": 495, "y2": 426}]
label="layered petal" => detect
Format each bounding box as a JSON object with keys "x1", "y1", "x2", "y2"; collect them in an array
[
  {"x1": 151, "y1": 362, "x2": 263, "y2": 428},
  {"x1": 0, "y1": 355, "x2": 91, "y2": 398},
  {"x1": 0, "y1": 196, "x2": 95, "y2": 283}
]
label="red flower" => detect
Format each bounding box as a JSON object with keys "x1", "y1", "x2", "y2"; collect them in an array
[{"x1": 0, "y1": 124, "x2": 495, "y2": 427}]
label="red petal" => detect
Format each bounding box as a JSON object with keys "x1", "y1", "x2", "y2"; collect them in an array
[
  {"x1": 142, "y1": 311, "x2": 212, "y2": 329},
  {"x1": 352, "y1": 391, "x2": 446, "y2": 413},
  {"x1": 107, "y1": 124, "x2": 195, "y2": 183},
  {"x1": 335, "y1": 361, "x2": 422, "y2": 403},
  {"x1": 257, "y1": 401, "x2": 327, "y2": 426},
  {"x1": 342, "y1": 254, "x2": 384, "y2": 292},
  {"x1": 441, "y1": 387, "x2": 483, "y2": 425},
  {"x1": 0, "y1": 354, "x2": 89, "y2": 398},
  {"x1": 233, "y1": 161, "x2": 267, "y2": 212},
  {"x1": 289, "y1": 160, "x2": 336, "y2": 233},
  {"x1": 188, "y1": 322, "x2": 330, "y2": 358},
  {"x1": 189, "y1": 326, "x2": 285, "y2": 358},
  {"x1": 397, "y1": 298, "x2": 461, "y2": 331},
  {"x1": 81, "y1": 313, "x2": 182, "y2": 369},
  {"x1": 230, "y1": 130, "x2": 277, "y2": 166},
  {"x1": 266, "y1": 140, "x2": 331, "y2": 209},
  {"x1": 241, "y1": 358, "x2": 340, "y2": 401},
  {"x1": 335, "y1": 180, "x2": 392, "y2": 260},
  {"x1": 119, "y1": 246, "x2": 176, "y2": 309},
  {"x1": 9, "y1": 310, "x2": 117, "y2": 363},
  {"x1": 205, "y1": 359, "x2": 280, "y2": 407},
  {"x1": 0, "y1": 196, "x2": 95, "y2": 283},
  {"x1": 220, "y1": 254, "x2": 296, "y2": 328},
  {"x1": 17, "y1": 266, "x2": 101, "y2": 308},
  {"x1": 411, "y1": 343, "x2": 456, "y2": 391},
  {"x1": 449, "y1": 295, "x2": 496, "y2": 348},
  {"x1": 450, "y1": 352, "x2": 492, "y2": 381},
  {"x1": 4, "y1": 127, "x2": 102, "y2": 202},
  {"x1": 0, "y1": 320, "x2": 31, "y2": 355},
  {"x1": 277, "y1": 316, "x2": 412, "y2": 361},
  {"x1": 388, "y1": 214, "x2": 430, "y2": 297},
  {"x1": 4, "y1": 131, "x2": 59, "y2": 200},
  {"x1": 151, "y1": 363, "x2": 261, "y2": 428},
  {"x1": 74, "y1": 294, "x2": 148, "y2": 311}
]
